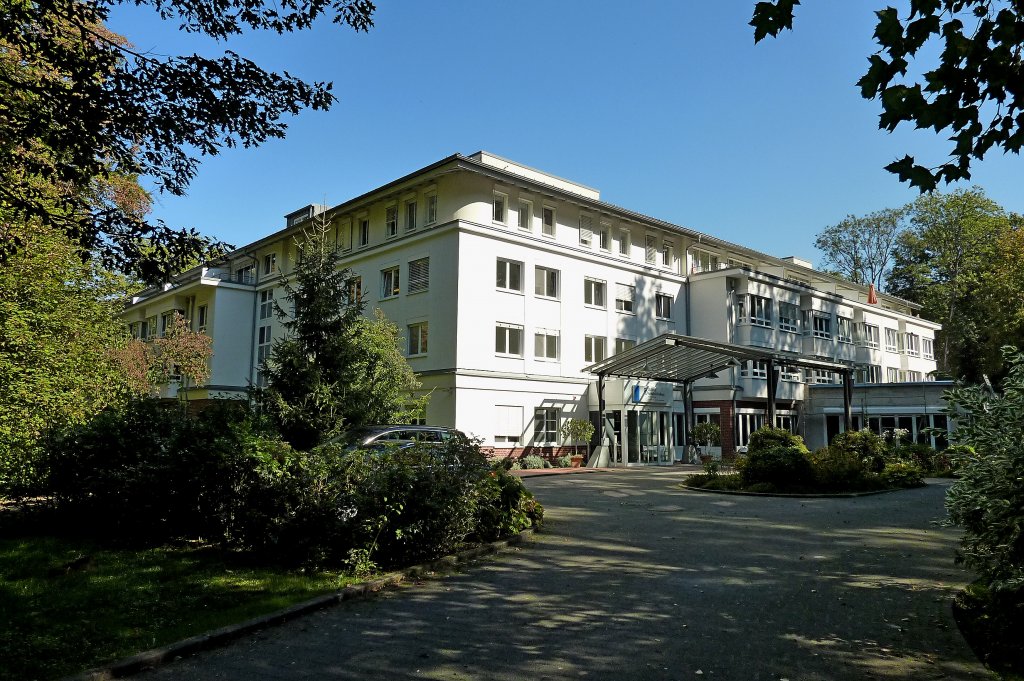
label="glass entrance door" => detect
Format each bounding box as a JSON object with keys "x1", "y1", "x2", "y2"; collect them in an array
[{"x1": 627, "y1": 410, "x2": 670, "y2": 465}]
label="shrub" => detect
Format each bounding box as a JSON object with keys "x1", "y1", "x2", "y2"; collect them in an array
[
  {"x1": 554, "y1": 454, "x2": 573, "y2": 468},
  {"x1": 473, "y1": 465, "x2": 544, "y2": 541},
  {"x1": 738, "y1": 446, "x2": 814, "y2": 489},
  {"x1": 894, "y1": 442, "x2": 937, "y2": 470},
  {"x1": 809, "y1": 446, "x2": 874, "y2": 491},
  {"x1": 331, "y1": 438, "x2": 491, "y2": 568},
  {"x1": 747, "y1": 427, "x2": 808, "y2": 454},
  {"x1": 830, "y1": 429, "x2": 887, "y2": 472},
  {"x1": 879, "y1": 461, "x2": 925, "y2": 488},
  {"x1": 520, "y1": 455, "x2": 548, "y2": 470},
  {"x1": 945, "y1": 347, "x2": 1024, "y2": 593}
]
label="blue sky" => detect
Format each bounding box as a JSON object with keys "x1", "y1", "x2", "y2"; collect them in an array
[{"x1": 109, "y1": 1, "x2": 1024, "y2": 265}]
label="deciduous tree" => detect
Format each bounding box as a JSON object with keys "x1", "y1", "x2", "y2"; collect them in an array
[
  {"x1": 752, "y1": 1, "x2": 1024, "y2": 191},
  {"x1": 1, "y1": 0, "x2": 376, "y2": 282},
  {"x1": 0, "y1": 221, "x2": 137, "y2": 493},
  {"x1": 887, "y1": 187, "x2": 1014, "y2": 379},
  {"x1": 814, "y1": 208, "x2": 905, "y2": 290}
]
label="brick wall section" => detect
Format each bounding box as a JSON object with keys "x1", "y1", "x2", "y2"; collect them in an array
[
  {"x1": 483, "y1": 446, "x2": 582, "y2": 461},
  {"x1": 693, "y1": 400, "x2": 735, "y2": 459}
]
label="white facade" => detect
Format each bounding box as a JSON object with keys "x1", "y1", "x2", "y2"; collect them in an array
[{"x1": 123, "y1": 152, "x2": 942, "y2": 461}]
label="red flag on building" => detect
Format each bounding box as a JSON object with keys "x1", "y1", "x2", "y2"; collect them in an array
[{"x1": 867, "y1": 284, "x2": 879, "y2": 305}]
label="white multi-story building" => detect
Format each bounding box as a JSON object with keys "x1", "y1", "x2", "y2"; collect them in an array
[{"x1": 123, "y1": 152, "x2": 948, "y2": 464}]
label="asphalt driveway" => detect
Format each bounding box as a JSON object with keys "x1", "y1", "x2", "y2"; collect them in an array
[{"x1": 135, "y1": 469, "x2": 986, "y2": 680}]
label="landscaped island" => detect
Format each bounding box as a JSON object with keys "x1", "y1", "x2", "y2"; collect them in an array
[{"x1": 683, "y1": 426, "x2": 957, "y2": 495}]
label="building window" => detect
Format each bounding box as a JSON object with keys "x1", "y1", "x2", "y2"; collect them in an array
[
  {"x1": 386, "y1": 205, "x2": 398, "y2": 238},
  {"x1": 922, "y1": 337, "x2": 934, "y2": 360},
  {"x1": 655, "y1": 293, "x2": 672, "y2": 319},
  {"x1": 778, "y1": 302, "x2": 799, "y2": 332},
  {"x1": 615, "y1": 338, "x2": 636, "y2": 354},
  {"x1": 518, "y1": 199, "x2": 532, "y2": 231},
  {"x1": 234, "y1": 264, "x2": 255, "y2": 284},
  {"x1": 615, "y1": 283, "x2": 635, "y2": 313},
  {"x1": 160, "y1": 311, "x2": 174, "y2": 336},
  {"x1": 585, "y1": 335, "x2": 607, "y2": 363},
  {"x1": 837, "y1": 316, "x2": 853, "y2": 343},
  {"x1": 408, "y1": 322, "x2": 428, "y2": 356},
  {"x1": 146, "y1": 315, "x2": 157, "y2": 339},
  {"x1": 542, "y1": 206, "x2": 555, "y2": 236},
  {"x1": 381, "y1": 266, "x2": 400, "y2": 299},
  {"x1": 905, "y1": 332, "x2": 920, "y2": 356},
  {"x1": 535, "y1": 266, "x2": 559, "y2": 299},
  {"x1": 405, "y1": 200, "x2": 417, "y2": 231},
  {"x1": 340, "y1": 221, "x2": 353, "y2": 252},
  {"x1": 645, "y1": 235, "x2": 657, "y2": 264},
  {"x1": 358, "y1": 218, "x2": 370, "y2": 247},
  {"x1": 619, "y1": 228, "x2": 630, "y2": 256},
  {"x1": 534, "y1": 330, "x2": 559, "y2": 360},
  {"x1": 496, "y1": 258, "x2": 523, "y2": 292},
  {"x1": 426, "y1": 194, "x2": 437, "y2": 224},
  {"x1": 661, "y1": 242, "x2": 673, "y2": 268},
  {"x1": 740, "y1": 360, "x2": 768, "y2": 379},
  {"x1": 346, "y1": 276, "x2": 362, "y2": 304},
  {"x1": 256, "y1": 324, "x2": 272, "y2": 387},
  {"x1": 857, "y1": 365, "x2": 882, "y2": 383},
  {"x1": 691, "y1": 249, "x2": 718, "y2": 274},
  {"x1": 493, "y1": 192, "x2": 507, "y2": 224},
  {"x1": 887, "y1": 367, "x2": 901, "y2": 383},
  {"x1": 495, "y1": 405, "x2": 523, "y2": 445},
  {"x1": 259, "y1": 289, "x2": 274, "y2": 320},
  {"x1": 263, "y1": 253, "x2": 277, "y2": 275},
  {"x1": 780, "y1": 365, "x2": 802, "y2": 382},
  {"x1": 196, "y1": 305, "x2": 208, "y2": 332},
  {"x1": 407, "y1": 257, "x2": 429, "y2": 294},
  {"x1": 729, "y1": 258, "x2": 752, "y2": 269},
  {"x1": 807, "y1": 312, "x2": 831, "y2": 339},
  {"x1": 584, "y1": 278, "x2": 606, "y2": 307},
  {"x1": 860, "y1": 323, "x2": 880, "y2": 348},
  {"x1": 598, "y1": 223, "x2": 610, "y2": 250},
  {"x1": 885, "y1": 328, "x2": 899, "y2": 353},
  {"x1": 741, "y1": 295, "x2": 771, "y2": 327},
  {"x1": 495, "y1": 323, "x2": 523, "y2": 356},
  {"x1": 906, "y1": 370, "x2": 922, "y2": 382},
  {"x1": 534, "y1": 407, "x2": 559, "y2": 445},
  {"x1": 579, "y1": 214, "x2": 593, "y2": 247},
  {"x1": 809, "y1": 369, "x2": 835, "y2": 384}
]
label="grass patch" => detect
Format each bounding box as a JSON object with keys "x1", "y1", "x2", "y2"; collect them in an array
[
  {"x1": 0, "y1": 533, "x2": 359, "y2": 681},
  {"x1": 953, "y1": 581, "x2": 1024, "y2": 680}
]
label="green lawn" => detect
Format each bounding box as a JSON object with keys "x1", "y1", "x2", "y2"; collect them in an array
[{"x1": 0, "y1": 534, "x2": 358, "y2": 681}]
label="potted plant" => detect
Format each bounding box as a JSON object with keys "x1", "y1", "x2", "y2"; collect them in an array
[
  {"x1": 560, "y1": 418, "x2": 596, "y2": 467},
  {"x1": 692, "y1": 421, "x2": 722, "y2": 461}
]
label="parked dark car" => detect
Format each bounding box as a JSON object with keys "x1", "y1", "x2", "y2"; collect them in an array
[{"x1": 347, "y1": 425, "x2": 468, "y2": 451}]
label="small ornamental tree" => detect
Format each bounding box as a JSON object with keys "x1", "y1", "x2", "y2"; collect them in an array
[
  {"x1": 560, "y1": 418, "x2": 595, "y2": 460},
  {"x1": 945, "y1": 346, "x2": 1024, "y2": 594},
  {"x1": 153, "y1": 312, "x2": 214, "y2": 393},
  {"x1": 692, "y1": 421, "x2": 721, "y2": 448}
]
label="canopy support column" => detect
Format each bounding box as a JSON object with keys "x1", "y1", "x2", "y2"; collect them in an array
[
  {"x1": 766, "y1": 357, "x2": 777, "y2": 428},
  {"x1": 843, "y1": 370, "x2": 854, "y2": 432}
]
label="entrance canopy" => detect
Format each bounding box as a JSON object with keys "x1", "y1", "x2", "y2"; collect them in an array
[
  {"x1": 583, "y1": 333, "x2": 857, "y2": 440},
  {"x1": 583, "y1": 333, "x2": 852, "y2": 383}
]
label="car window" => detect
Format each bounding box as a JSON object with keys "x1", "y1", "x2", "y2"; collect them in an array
[{"x1": 419, "y1": 430, "x2": 443, "y2": 442}]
